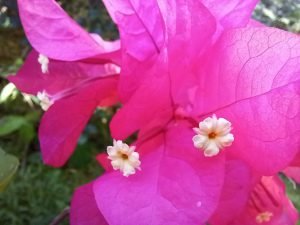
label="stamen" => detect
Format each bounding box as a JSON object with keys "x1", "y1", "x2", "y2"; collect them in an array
[
  {"x1": 38, "y1": 54, "x2": 49, "y2": 73},
  {"x1": 192, "y1": 114, "x2": 234, "y2": 157},
  {"x1": 36, "y1": 91, "x2": 53, "y2": 111},
  {"x1": 107, "y1": 140, "x2": 141, "y2": 177}
]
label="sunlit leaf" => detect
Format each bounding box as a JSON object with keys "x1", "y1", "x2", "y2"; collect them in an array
[
  {"x1": 0, "y1": 83, "x2": 17, "y2": 103},
  {"x1": 0, "y1": 149, "x2": 19, "y2": 192}
]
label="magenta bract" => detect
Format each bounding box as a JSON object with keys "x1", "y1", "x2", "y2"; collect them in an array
[{"x1": 10, "y1": 0, "x2": 300, "y2": 224}]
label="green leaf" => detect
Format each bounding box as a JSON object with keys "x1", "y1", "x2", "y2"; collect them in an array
[
  {"x1": 0, "y1": 149, "x2": 19, "y2": 192},
  {"x1": 0, "y1": 116, "x2": 27, "y2": 136}
]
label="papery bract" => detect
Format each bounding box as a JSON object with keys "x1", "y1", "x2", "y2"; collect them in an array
[
  {"x1": 113, "y1": 23, "x2": 300, "y2": 175},
  {"x1": 12, "y1": 0, "x2": 300, "y2": 224},
  {"x1": 110, "y1": 0, "x2": 218, "y2": 138},
  {"x1": 38, "y1": 77, "x2": 118, "y2": 167},
  {"x1": 93, "y1": 123, "x2": 225, "y2": 225},
  {"x1": 231, "y1": 176, "x2": 298, "y2": 225},
  {"x1": 71, "y1": 182, "x2": 108, "y2": 225},
  {"x1": 192, "y1": 27, "x2": 300, "y2": 174},
  {"x1": 9, "y1": 50, "x2": 119, "y2": 167},
  {"x1": 74, "y1": 0, "x2": 299, "y2": 223},
  {"x1": 283, "y1": 167, "x2": 300, "y2": 184},
  {"x1": 201, "y1": 0, "x2": 259, "y2": 30},
  {"x1": 209, "y1": 160, "x2": 252, "y2": 225},
  {"x1": 9, "y1": 51, "x2": 117, "y2": 95},
  {"x1": 18, "y1": 0, "x2": 120, "y2": 62}
]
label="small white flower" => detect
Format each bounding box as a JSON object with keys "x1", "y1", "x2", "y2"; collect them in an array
[
  {"x1": 192, "y1": 114, "x2": 234, "y2": 157},
  {"x1": 37, "y1": 91, "x2": 53, "y2": 111},
  {"x1": 38, "y1": 54, "x2": 49, "y2": 73},
  {"x1": 256, "y1": 211, "x2": 273, "y2": 223},
  {"x1": 107, "y1": 140, "x2": 141, "y2": 177},
  {"x1": 104, "y1": 63, "x2": 121, "y2": 74}
]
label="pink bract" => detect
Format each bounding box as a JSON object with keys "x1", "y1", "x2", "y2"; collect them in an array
[
  {"x1": 111, "y1": 10, "x2": 300, "y2": 175},
  {"x1": 71, "y1": 182, "x2": 108, "y2": 225},
  {"x1": 94, "y1": 122, "x2": 225, "y2": 224},
  {"x1": 10, "y1": 0, "x2": 123, "y2": 167},
  {"x1": 231, "y1": 176, "x2": 298, "y2": 225},
  {"x1": 95, "y1": 0, "x2": 299, "y2": 223},
  {"x1": 9, "y1": 53, "x2": 119, "y2": 166},
  {"x1": 18, "y1": 0, "x2": 120, "y2": 62},
  {"x1": 10, "y1": 0, "x2": 300, "y2": 224}
]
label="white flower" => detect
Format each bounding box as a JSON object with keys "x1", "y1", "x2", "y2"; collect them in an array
[
  {"x1": 37, "y1": 91, "x2": 53, "y2": 111},
  {"x1": 104, "y1": 63, "x2": 121, "y2": 74},
  {"x1": 38, "y1": 54, "x2": 49, "y2": 73},
  {"x1": 192, "y1": 114, "x2": 234, "y2": 157},
  {"x1": 107, "y1": 140, "x2": 141, "y2": 177}
]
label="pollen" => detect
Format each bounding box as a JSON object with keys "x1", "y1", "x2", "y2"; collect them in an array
[
  {"x1": 208, "y1": 132, "x2": 217, "y2": 139},
  {"x1": 38, "y1": 53, "x2": 49, "y2": 74},
  {"x1": 192, "y1": 114, "x2": 234, "y2": 157},
  {"x1": 107, "y1": 140, "x2": 141, "y2": 177},
  {"x1": 256, "y1": 211, "x2": 273, "y2": 223}
]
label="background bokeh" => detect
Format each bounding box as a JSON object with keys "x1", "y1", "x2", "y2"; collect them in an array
[{"x1": 0, "y1": 0, "x2": 299, "y2": 224}]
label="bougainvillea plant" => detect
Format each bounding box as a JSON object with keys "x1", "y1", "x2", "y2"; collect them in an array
[{"x1": 9, "y1": 0, "x2": 300, "y2": 224}]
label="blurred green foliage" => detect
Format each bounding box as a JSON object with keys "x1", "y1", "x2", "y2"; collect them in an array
[
  {"x1": 254, "y1": 0, "x2": 300, "y2": 32},
  {"x1": 0, "y1": 148, "x2": 19, "y2": 192},
  {"x1": 0, "y1": 0, "x2": 299, "y2": 224}
]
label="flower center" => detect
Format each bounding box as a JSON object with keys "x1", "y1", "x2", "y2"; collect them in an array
[
  {"x1": 256, "y1": 211, "x2": 273, "y2": 223},
  {"x1": 208, "y1": 132, "x2": 217, "y2": 139},
  {"x1": 107, "y1": 140, "x2": 141, "y2": 177},
  {"x1": 192, "y1": 114, "x2": 234, "y2": 157},
  {"x1": 120, "y1": 153, "x2": 129, "y2": 160}
]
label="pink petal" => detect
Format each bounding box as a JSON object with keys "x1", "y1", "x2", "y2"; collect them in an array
[
  {"x1": 18, "y1": 0, "x2": 119, "y2": 61},
  {"x1": 70, "y1": 182, "x2": 108, "y2": 225},
  {"x1": 104, "y1": 0, "x2": 166, "y2": 104},
  {"x1": 193, "y1": 28, "x2": 300, "y2": 175},
  {"x1": 118, "y1": 0, "x2": 216, "y2": 104},
  {"x1": 96, "y1": 153, "x2": 113, "y2": 172},
  {"x1": 110, "y1": 65, "x2": 173, "y2": 139},
  {"x1": 94, "y1": 122, "x2": 225, "y2": 224},
  {"x1": 112, "y1": 0, "x2": 217, "y2": 139},
  {"x1": 201, "y1": 0, "x2": 259, "y2": 29},
  {"x1": 247, "y1": 19, "x2": 266, "y2": 28},
  {"x1": 232, "y1": 176, "x2": 299, "y2": 225},
  {"x1": 289, "y1": 151, "x2": 300, "y2": 166},
  {"x1": 39, "y1": 77, "x2": 118, "y2": 167},
  {"x1": 212, "y1": 80, "x2": 299, "y2": 175},
  {"x1": 209, "y1": 160, "x2": 252, "y2": 224},
  {"x1": 194, "y1": 27, "x2": 300, "y2": 116},
  {"x1": 8, "y1": 50, "x2": 118, "y2": 95},
  {"x1": 164, "y1": 0, "x2": 217, "y2": 108},
  {"x1": 103, "y1": 0, "x2": 165, "y2": 61},
  {"x1": 283, "y1": 167, "x2": 300, "y2": 184}
]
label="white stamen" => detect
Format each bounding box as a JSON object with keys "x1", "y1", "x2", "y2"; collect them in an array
[
  {"x1": 38, "y1": 54, "x2": 49, "y2": 73},
  {"x1": 107, "y1": 140, "x2": 141, "y2": 177},
  {"x1": 104, "y1": 63, "x2": 121, "y2": 74},
  {"x1": 37, "y1": 91, "x2": 53, "y2": 111},
  {"x1": 192, "y1": 114, "x2": 234, "y2": 157}
]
